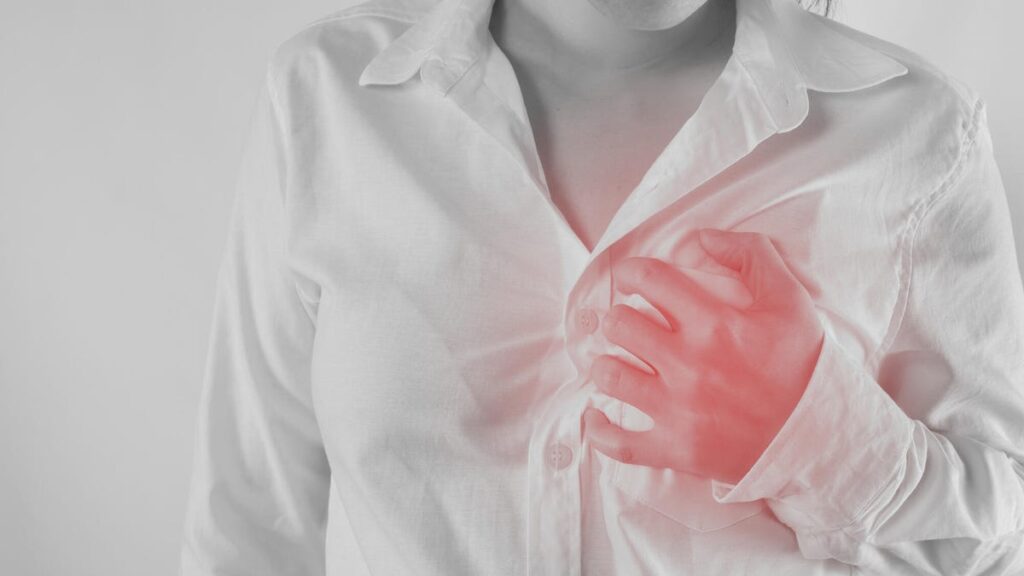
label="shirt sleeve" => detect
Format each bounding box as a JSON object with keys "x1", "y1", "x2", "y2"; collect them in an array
[
  {"x1": 180, "y1": 67, "x2": 331, "y2": 576},
  {"x1": 710, "y1": 101, "x2": 1024, "y2": 575}
]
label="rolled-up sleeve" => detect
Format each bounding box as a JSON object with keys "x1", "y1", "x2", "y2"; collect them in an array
[
  {"x1": 711, "y1": 101, "x2": 1024, "y2": 575},
  {"x1": 180, "y1": 67, "x2": 331, "y2": 576}
]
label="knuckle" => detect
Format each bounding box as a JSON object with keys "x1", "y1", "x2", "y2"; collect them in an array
[
  {"x1": 592, "y1": 353, "x2": 612, "y2": 368},
  {"x1": 609, "y1": 303, "x2": 631, "y2": 320},
  {"x1": 638, "y1": 258, "x2": 663, "y2": 280},
  {"x1": 679, "y1": 427, "x2": 706, "y2": 470},
  {"x1": 669, "y1": 440, "x2": 695, "y2": 472},
  {"x1": 602, "y1": 368, "x2": 622, "y2": 391},
  {"x1": 614, "y1": 443, "x2": 634, "y2": 464},
  {"x1": 643, "y1": 382, "x2": 667, "y2": 411},
  {"x1": 708, "y1": 319, "x2": 739, "y2": 349},
  {"x1": 632, "y1": 258, "x2": 661, "y2": 282},
  {"x1": 751, "y1": 232, "x2": 773, "y2": 253},
  {"x1": 618, "y1": 371, "x2": 641, "y2": 397},
  {"x1": 734, "y1": 230, "x2": 757, "y2": 244},
  {"x1": 607, "y1": 304, "x2": 636, "y2": 333},
  {"x1": 757, "y1": 231, "x2": 778, "y2": 256},
  {"x1": 593, "y1": 354, "x2": 618, "y2": 375},
  {"x1": 626, "y1": 368, "x2": 646, "y2": 388}
]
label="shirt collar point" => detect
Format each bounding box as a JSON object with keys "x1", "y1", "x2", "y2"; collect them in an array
[
  {"x1": 357, "y1": 0, "x2": 485, "y2": 88},
  {"x1": 775, "y1": 1, "x2": 911, "y2": 94},
  {"x1": 359, "y1": 38, "x2": 430, "y2": 86},
  {"x1": 805, "y1": 59, "x2": 910, "y2": 94},
  {"x1": 770, "y1": 87, "x2": 811, "y2": 134}
]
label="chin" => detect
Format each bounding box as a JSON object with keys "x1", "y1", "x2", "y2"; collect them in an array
[{"x1": 585, "y1": 0, "x2": 711, "y2": 31}]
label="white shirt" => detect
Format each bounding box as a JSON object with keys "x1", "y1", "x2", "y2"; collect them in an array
[{"x1": 179, "y1": 0, "x2": 1024, "y2": 574}]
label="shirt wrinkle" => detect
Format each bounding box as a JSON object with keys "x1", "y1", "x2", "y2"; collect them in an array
[
  {"x1": 180, "y1": 1, "x2": 1024, "y2": 574},
  {"x1": 871, "y1": 95, "x2": 987, "y2": 373}
]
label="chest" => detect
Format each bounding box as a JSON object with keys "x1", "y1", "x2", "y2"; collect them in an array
[
  {"x1": 299, "y1": 72, "x2": 925, "y2": 468},
  {"x1": 309, "y1": 153, "x2": 903, "y2": 431},
  {"x1": 523, "y1": 74, "x2": 711, "y2": 252}
]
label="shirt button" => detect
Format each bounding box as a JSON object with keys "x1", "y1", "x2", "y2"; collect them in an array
[
  {"x1": 420, "y1": 57, "x2": 451, "y2": 91},
  {"x1": 576, "y1": 308, "x2": 599, "y2": 334},
  {"x1": 546, "y1": 442, "x2": 574, "y2": 471}
]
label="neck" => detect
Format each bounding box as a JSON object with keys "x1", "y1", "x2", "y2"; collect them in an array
[{"x1": 489, "y1": 0, "x2": 735, "y2": 75}]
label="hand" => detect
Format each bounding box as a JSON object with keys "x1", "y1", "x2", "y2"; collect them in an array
[{"x1": 583, "y1": 228, "x2": 825, "y2": 485}]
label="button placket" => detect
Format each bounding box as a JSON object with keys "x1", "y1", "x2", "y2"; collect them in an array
[
  {"x1": 526, "y1": 247, "x2": 612, "y2": 575},
  {"x1": 546, "y1": 442, "x2": 574, "y2": 471},
  {"x1": 527, "y1": 381, "x2": 586, "y2": 576}
]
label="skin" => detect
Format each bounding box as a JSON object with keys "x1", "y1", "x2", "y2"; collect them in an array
[
  {"x1": 490, "y1": 2, "x2": 826, "y2": 486},
  {"x1": 584, "y1": 229, "x2": 825, "y2": 485},
  {"x1": 489, "y1": 0, "x2": 735, "y2": 250},
  {"x1": 588, "y1": 0, "x2": 716, "y2": 31},
  {"x1": 490, "y1": 0, "x2": 721, "y2": 73}
]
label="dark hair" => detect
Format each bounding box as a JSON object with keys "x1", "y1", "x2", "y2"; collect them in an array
[{"x1": 800, "y1": 0, "x2": 837, "y2": 18}]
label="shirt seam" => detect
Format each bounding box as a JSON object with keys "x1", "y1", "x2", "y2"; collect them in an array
[
  {"x1": 428, "y1": 0, "x2": 481, "y2": 95},
  {"x1": 265, "y1": 7, "x2": 420, "y2": 71},
  {"x1": 825, "y1": 98, "x2": 986, "y2": 540},
  {"x1": 433, "y1": 0, "x2": 473, "y2": 54},
  {"x1": 264, "y1": 65, "x2": 322, "y2": 323},
  {"x1": 440, "y1": 49, "x2": 485, "y2": 96},
  {"x1": 867, "y1": 95, "x2": 986, "y2": 372},
  {"x1": 294, "y1": 7, "x2": 419, "y2": 39},
  {"x1": 783, "y1": 96, "x2": 987, "y2": 559},
  {"x1": 478, "y1": 71, "x2": 546, "y2": 174}
]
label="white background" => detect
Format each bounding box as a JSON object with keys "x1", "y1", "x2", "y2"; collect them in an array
[{"x1": 1, "y1": 1, "x2": 1020, "y2": 574}]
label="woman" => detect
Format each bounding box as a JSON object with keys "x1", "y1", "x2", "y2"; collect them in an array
[{"x1": 180, "y1": 0, "x2": 1024, "y2": 573}]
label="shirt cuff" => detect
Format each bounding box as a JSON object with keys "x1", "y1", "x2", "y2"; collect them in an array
[{"x1": 709, "y1": 330, "x2": 915, "y2": 533}]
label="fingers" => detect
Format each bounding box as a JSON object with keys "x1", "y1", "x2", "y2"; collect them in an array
[
  {"x1": 697, "y1": 229, "x2": 803, "y2": 309},
  {"x1": 582, "y1": 408, "x2": 662, "y2": 468},
  {"x1": 589, "y1": 354, "x2": 668, "y2": 417},
  {"x1": 602, "y1": 303, "x2": 674, "y2": 368},
  {"x1": 612, "y1": 257, "x2": 722, "y2": 331}
]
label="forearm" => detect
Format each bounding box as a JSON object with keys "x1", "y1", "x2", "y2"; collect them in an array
[
  {"x1": 712, "y1": 331, "x2": 1024, "y2": 575},
  {"x1": 800, "y1": 421, "x2": 1024, "y2": 575}
]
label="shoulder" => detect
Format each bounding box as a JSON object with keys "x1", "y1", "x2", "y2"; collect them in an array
[
  {"x1": 800, "y1": 14, "x2": 989, "y2": 200},
  {"x1": 818, "y1": 15, "x2": 985, "y2": 147},
  {"x1": 262, "y1": 0, "x2": 430, "y2": 93}
]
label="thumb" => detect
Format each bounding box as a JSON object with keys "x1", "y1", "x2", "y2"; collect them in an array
[
  {"x1": 697, "y1": 228, "x2": 798, "y2": 307},
  {"x1": 697, "y1": 228, "x2": 744, "y2": 268}
]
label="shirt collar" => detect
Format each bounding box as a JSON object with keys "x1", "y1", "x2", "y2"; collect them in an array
[
  {"x1": 358, "y1": 0, "x2": 494, "y2": 90},
  {"x1": 356, "y1": 0, "x2": 908, "y2": 132}
]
